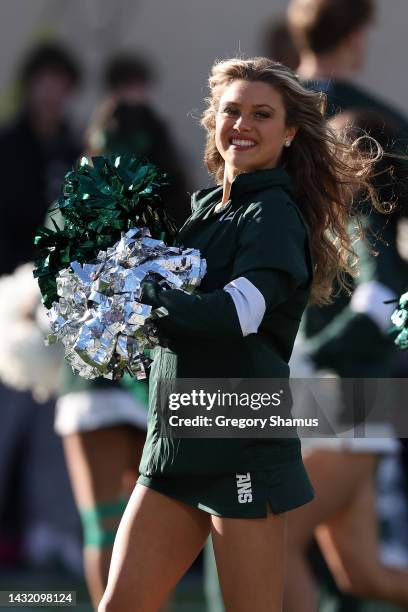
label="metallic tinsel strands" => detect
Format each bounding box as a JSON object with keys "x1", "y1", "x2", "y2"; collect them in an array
[
  {"x1": 46, "y1": 228, "x2": 206, "y2": 380},
  {"x1": 391, "y1": 291, "x2": 408, "y2": 350}
]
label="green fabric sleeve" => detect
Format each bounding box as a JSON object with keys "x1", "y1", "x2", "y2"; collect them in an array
[
  {"x1": 142, "y1": 282, "x2": 242, "y2": 339},
  {"x1": 232, "y1": 198, "x2": 311, "y2": 303}
]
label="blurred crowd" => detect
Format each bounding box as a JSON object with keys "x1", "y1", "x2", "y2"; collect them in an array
[{"x1": 1, "y1": 1, "x2": 408, "y2": 610}]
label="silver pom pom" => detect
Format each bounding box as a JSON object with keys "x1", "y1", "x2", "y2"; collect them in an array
[{"x1": 46, "y1": 228, "x2": 206, "y2": 380}]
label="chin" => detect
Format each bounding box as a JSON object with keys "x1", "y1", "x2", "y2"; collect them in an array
[{"x1": 228, "y1": 153, "x2": 258, "y2": 168}]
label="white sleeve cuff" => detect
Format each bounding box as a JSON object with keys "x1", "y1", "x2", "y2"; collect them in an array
[
  {"x1": 350, "y1": 281, "x2": 397, "y2": 333},
  {"x1": 224, "y1": 277, "x2": 266, "y2": 336}
]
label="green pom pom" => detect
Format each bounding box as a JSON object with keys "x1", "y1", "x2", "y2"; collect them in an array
[{"x1": 34, "y1": 155, "x2": 178, "y2": 308}]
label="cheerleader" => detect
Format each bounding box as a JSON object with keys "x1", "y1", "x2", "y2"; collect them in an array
[{"x1": 99, "y1": 57, "x2": 382, "y2": 612}]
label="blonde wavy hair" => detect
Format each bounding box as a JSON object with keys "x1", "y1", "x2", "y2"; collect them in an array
[{"x1": 201, "y1": 57, "x2": 383, "y2": 306}]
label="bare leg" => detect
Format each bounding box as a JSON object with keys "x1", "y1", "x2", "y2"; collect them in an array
[
  {"x1": 317, "y1": 471, "x2": 408, "y2": 608},
  {"x1": 284, "y1": 449, "x2": 379, "y2": 612},
  {"x1": 285, "y1": 449, "x2": 408, "y2": 611},
  {"x1": 211, "y1": 506, "x2": 287, "y2": 612},
  {"x1": 99, "y1": 484, "x2": 211, "y2": 612},
  {"x1": 283, "y1": 541, "x2": 317, "y2": 612},
  {"x1": 63, "y1": 426, "x2": 145, "y2": 608}
]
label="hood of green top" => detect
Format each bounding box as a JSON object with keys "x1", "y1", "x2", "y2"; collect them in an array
[{"x1": 191, "y1": 167, "x2": 293, "y2": 212}]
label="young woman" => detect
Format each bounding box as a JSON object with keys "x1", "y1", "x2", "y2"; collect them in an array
[{"x1": 98, "y1": 57, "x2": 380, "y2": 612}]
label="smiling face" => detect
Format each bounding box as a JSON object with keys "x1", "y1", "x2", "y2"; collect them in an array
[{"x1": 215, "y1": 79, "x2": 296, "y2": 180}]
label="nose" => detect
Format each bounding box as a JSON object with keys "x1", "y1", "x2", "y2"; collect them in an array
[{"x1": 233, "y1": 115, "x2": 251, "y2": 132}]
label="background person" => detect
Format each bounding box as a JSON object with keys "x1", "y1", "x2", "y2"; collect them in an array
[
  {"x1": 54, "y1": 53, "x2": 191, "y2": 610},
  {"x1": 285, "y1": 110, "x2": 408, "y2": 612},
  {"x1": 285, "y1": 1, "x2": 408, "y2": 609},
  {"x1": 262, "y1": 18, "x2": 300, "y2": 71},
  {"x1": 0, "y1": 42, "x2": 81, "y2": 275},
  {"x1": 0, "y1": 41, "x2": 83, "y2": 576},
  {"x1": 87, "y1": 53, "x2": 191, "y2": 229},
  {"x1": 287, "y1": 0, "x2": 408, "y2": 132}
]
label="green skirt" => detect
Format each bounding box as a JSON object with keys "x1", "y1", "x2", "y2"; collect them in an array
[{"x1": 138, "y1": 459, "x2": 314, "y2": 518}]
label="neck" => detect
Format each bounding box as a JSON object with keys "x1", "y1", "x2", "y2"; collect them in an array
[
  {"x1": 222, "y1": 166, "x2": 236, "y2": 203},
  {"x1": 297, "y1": 51, "x2": 355, "y2": 80}
]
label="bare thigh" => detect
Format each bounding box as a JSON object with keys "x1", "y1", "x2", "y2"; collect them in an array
[
  {"x1": 284, "y1": 450, "x2": 377, "y2": 612},
  {"x1": 287, "y1": 449, "x2": 376, "y2": 551},
  {"x1": 211, "y1": 506, "x2": 287, "y2": 612},
  {"x1": 315, "y1": 471, "x2": 379, "y2": 589},
  {"x1": 63, "y1": 425, "x2": 145, "y2": 507},
  {"x1": 100, "y1": 484, "x2": 211, "y2": 612}
]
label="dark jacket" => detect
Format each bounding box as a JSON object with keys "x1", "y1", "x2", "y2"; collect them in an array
[
  {"x1": 0, "y1": 112, "x2": 79, "y2": 274},
  {"x1": 139, "y1": 167, "x2": 314, "y2": 476}
]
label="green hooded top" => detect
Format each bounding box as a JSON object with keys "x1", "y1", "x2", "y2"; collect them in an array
[{"x1": 139, "y1": 166, "x2": 314, "y2": 476}]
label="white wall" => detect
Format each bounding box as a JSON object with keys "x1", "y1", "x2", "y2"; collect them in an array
[
  {"x1": 0, "y1": 0, "x2": 407, "y2": 185},
  {"x1": 356, "y1": 0, "x2": 408, "y2": 116}
]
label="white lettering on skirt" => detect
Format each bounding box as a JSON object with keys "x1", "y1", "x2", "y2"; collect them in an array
[{"x1": 236, "y1": 472, "x2": 253, "y2": 503}]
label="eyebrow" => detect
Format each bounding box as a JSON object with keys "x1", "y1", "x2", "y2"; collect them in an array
[{"x1": 221, "y1": 101, "x2": 276, "y2": 111}]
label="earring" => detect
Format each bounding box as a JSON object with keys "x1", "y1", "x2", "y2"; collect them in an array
[{"x1": 284, "y1": 139, "x2": 291, "y2": 147}]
